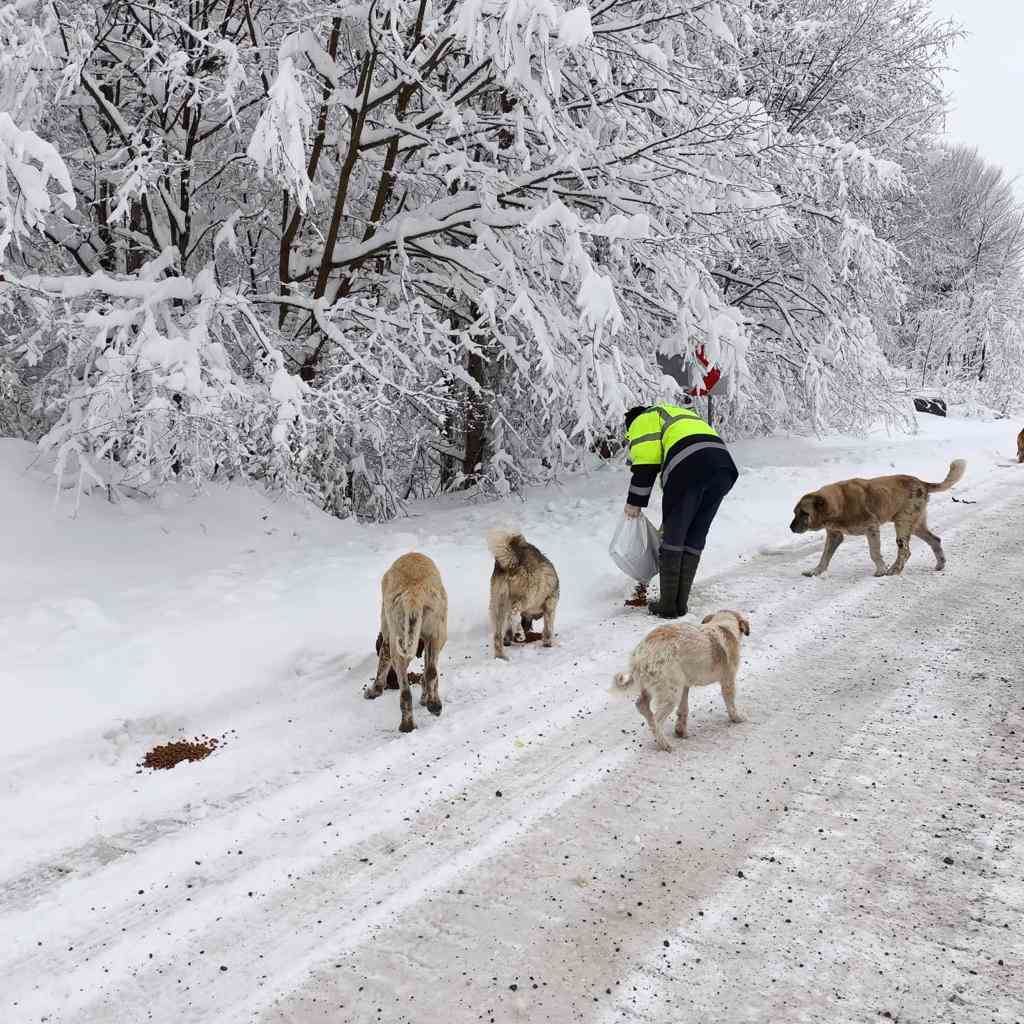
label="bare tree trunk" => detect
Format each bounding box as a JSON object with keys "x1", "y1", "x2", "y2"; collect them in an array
[
  {"x1": 126, "y1": 200, "x2": 146, "y2": 274},
  {"x1": 97, "y1": 180, "x2": 116, "y2": 272},
  {"x1": 462, "y1": 348, "x2": 487, "y2": 481}
]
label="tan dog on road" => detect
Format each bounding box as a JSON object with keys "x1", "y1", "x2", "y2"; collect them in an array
[
  {"x1": 612, "y1": 610, "x2": 751, "y2": 752},
  {"x1": 790, "y1": 458, "x2": 966, "y2": 578},
  {"x1": 366, "y1": 553, "x2": 447, "y2": 733}
]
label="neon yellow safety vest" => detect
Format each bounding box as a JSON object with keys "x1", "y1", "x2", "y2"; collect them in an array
[{"x1": 626, "y1": 403, "x2": 721, "y2": 478}]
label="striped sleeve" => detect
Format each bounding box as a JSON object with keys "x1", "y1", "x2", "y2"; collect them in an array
[{"x1": 626, "y1": 463, "x2": 658, "y2": 509}]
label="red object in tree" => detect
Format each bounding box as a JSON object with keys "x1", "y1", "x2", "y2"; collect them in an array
[{"x1": 687, "y1": 347, "x2": 721, "y2": 397}]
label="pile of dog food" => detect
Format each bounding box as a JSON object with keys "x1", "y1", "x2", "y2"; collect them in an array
[{"x1": 139, "y1": 734, "x2": 223, "y2": 771}]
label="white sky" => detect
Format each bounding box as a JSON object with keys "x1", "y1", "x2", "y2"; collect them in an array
[{"x1": 929, "y1": 0, "x2": 1024, "y2": 183}]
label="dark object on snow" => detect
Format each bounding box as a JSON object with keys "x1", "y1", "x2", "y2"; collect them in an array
[
  {"x1": 625, "y1": 582, "x2": 649, "y2": 608},
  {"x1": 914, "y1": 397, "x2": 947, "y2": 417}
]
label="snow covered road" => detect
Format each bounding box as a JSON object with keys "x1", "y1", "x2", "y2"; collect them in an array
[
  {"x1": 264, "y1": 482, "x2": 1024, "y2": 1024},
  {"x1": 2, "y1": 428, "x2": 1023, "y2": 1024}
]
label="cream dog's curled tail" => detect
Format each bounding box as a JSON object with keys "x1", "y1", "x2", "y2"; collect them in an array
[{"x1": 609, "y1": 670, "x2": 638, "y2": 696}]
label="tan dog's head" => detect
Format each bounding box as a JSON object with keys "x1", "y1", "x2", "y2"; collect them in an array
[
  {"x1": 702, "y1": 610, "x2": 751, "y2": 637},
  {"x1": 790, "y1": 491, "x2": 830, "y2": 534}
]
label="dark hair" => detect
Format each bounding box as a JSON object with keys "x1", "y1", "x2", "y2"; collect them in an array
[{"x1": 624, "y1": 405, "x2": 648, "y2": 430}]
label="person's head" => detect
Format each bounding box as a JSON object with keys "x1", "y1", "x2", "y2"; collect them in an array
[{"x1": 624, "y1": 405, "x2": 647, "y2": 434}]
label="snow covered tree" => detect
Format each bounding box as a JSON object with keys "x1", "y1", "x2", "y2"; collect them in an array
[
  {"x1": 710, "y1": 0, "x2": 957, "y2": 433},
  {"x1": 893, "y1": 144, "x2": 1024, "y2": 411},
  {"x1": 1, "y1": 0, "x2": 297, "y2": 496},
  {"x1": 0, "y1": 0, "x2": 980, "y2": 517}
]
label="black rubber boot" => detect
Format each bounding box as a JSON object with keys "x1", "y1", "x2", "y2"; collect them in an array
[
  {"x1": 676, "y1": 551, "x2": 701, "y2": 616},
  {"x1": 648, "y1": 551, "x2": 683, "y2": 618}
]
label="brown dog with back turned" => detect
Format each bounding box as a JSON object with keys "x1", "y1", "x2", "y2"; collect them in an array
[
  {"x1": 790, "y1": 459, "x2": 966, "y2": 577},
  {"x1": 365, "y1": 552, "x2": 447, "y2": 733}
]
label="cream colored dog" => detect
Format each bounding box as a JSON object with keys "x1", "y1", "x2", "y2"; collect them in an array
[{"x1": 612, "y1": 610, "x2": 751, "y2": 752}]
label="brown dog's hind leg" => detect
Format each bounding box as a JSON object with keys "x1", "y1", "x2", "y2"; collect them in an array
[
  {"x1": 674, "y1": 686, "x2": 690, "y2": 738},
  {"x1": 803, "y1": 529, "x2": 844, "y2": 577},
  {"x1": 886, "y1": 516, "x2": 914, "y2": 575},
  {"x1": 422, "y1": 641, "x2": 442, "y2": 716},
  {"x1": 720, "y1": 673, "x2": 746, "y2": 724},
  {"x1": 374, "y1": 633, "x2": 400, "y2": 688},
  {"x1": 397, "y1": 661, "x2": 415, "y2": 733},
  {"x1": 914, "y1": 516, "x2": 945, "y2": 570},
  {"x1": 419, "y1": 639, "x2": 432, "y2": 707},
  {"x1": 636, "y1": 690, "x2": 672, "y2": 752},
  {"x1": 866, "y1": 526, "x2": 887, "y2": 577},
  {"x1": 366, "y1": 634, "x2": 392, "y2": 700}
]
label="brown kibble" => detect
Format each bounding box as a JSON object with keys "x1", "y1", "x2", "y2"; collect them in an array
[{"x1": 139, "y1": 736, "x2": 222, "y2": 770}]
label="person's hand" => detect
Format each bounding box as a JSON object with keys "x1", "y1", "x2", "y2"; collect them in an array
[{"x1": 624, "y1": 504, "x2": 641, "y2": 519}]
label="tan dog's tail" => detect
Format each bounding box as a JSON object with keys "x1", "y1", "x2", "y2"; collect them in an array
[
  {"x1": 486, "y1": 528, "x2": 525, "y2": 570},
  {"x1": 391, "y1": 597, "x2": 423, "y2": 662},
  {"x1": 609, "y1": 670, "x2": 638, "y2": 696},
  {"x1": 925, "y1": 458, "x2": 966, "y2": 493}
]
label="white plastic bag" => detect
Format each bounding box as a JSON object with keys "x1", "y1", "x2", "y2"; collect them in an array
[{"x1": 608, "y1": 513, "x2": 660, "y2": 583}]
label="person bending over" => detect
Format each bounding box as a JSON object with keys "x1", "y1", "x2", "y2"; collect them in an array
[{"x1": 624, "y1": 402, "x2": 739, "y2": 617}]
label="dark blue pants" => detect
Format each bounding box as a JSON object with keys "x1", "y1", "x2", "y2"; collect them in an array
[{"x1": 661, "y1": 447, "x2": 738, "y2": 557}]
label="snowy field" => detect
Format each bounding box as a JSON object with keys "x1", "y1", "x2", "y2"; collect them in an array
[{"x1": 2, "y1": 414, "x2": 1023, "y2": 1024}]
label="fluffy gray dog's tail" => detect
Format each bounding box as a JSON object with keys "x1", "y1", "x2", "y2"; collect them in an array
[
  {"x1": 486, "y1": 528, "x2": 525, "y2": 570},
  {"x1": 926, "y1": 458, "x2": 966, "y2": 493}
]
